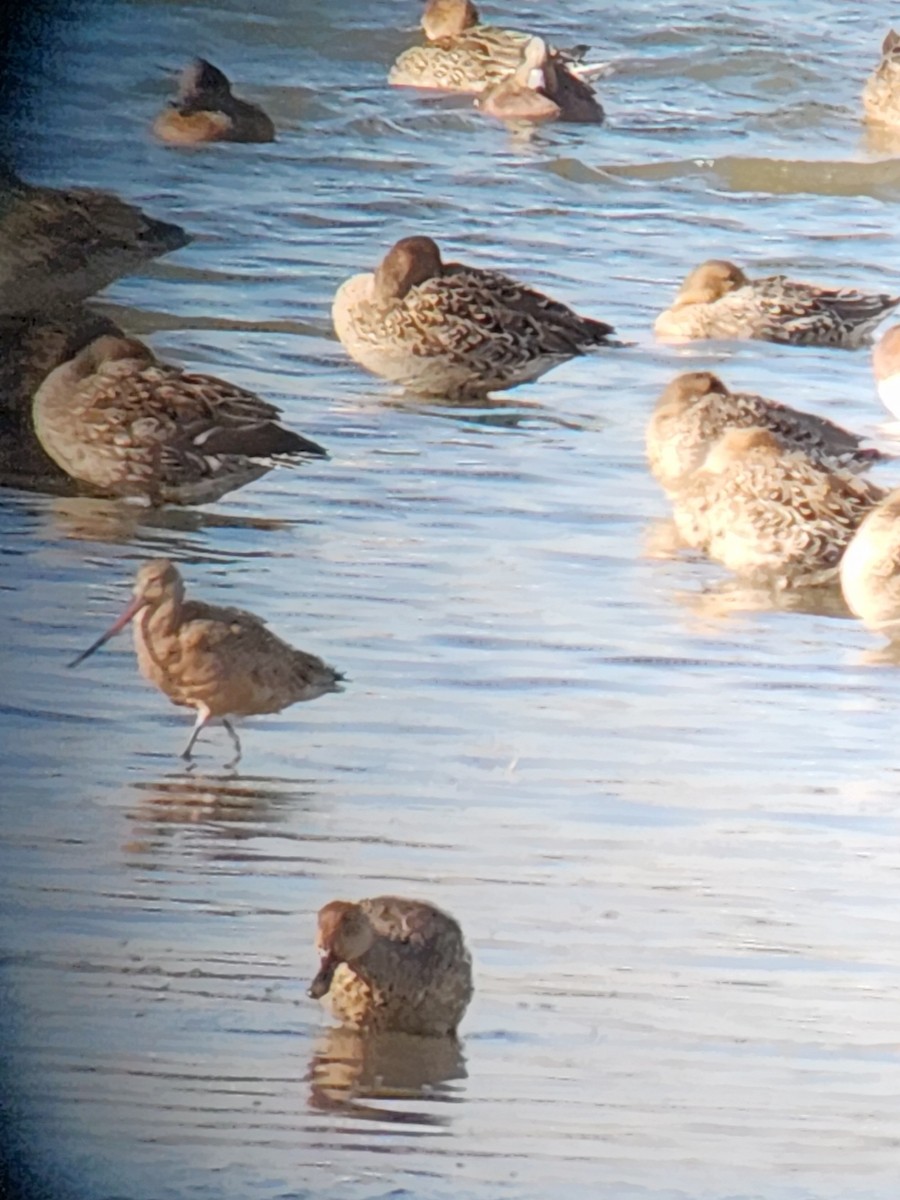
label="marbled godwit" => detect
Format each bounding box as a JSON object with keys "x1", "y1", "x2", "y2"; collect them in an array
[
  {"x1": 153, "y1": 58, "x2": 275, "y2": 145},
  {"x1": 69, "y1": 559, "x2": 344, "y2": 764},
  {"x1": 478, "y1": 36, "x2": 604, "y2": 124},
  {"x1": 863, "y1": 31, "x2": 900, "y2": 127},
  {"x1": 840, "y1": 489, "x2": 900, "y2": 638},
  {"x1": 647, "y1": 370, "x2": 886, "y2": 494},
  {"x1": 654, "y1": 259, "x2": 900, "y2": 347},
  {"x1": 309, "y1": 896, "x2": 473, "y2": 1036},
  {"x1": 872, "y1": 326, "x2": 900, "y2": 418},
  {"x1": 33, "y1": 334, "x2": 327, "y2": 505},
  {"x1": 0, "y1": 165, "x2": 188, "y2": 317},
  {"x1": 671, "y1": 427, "x2": 885, "y2": 587},
  {"x1": 333, "y1": 235, "x2": 615, "y2": 398}
]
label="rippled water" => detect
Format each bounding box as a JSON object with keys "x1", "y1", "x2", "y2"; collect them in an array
[{"x1": 5, "y1": 2, "x2": 900, "y2": 1198}]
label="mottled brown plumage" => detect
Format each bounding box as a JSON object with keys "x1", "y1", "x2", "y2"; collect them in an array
[
  {"x1": 654, "y1": 259, "x2": 899, "y2": 348},
  {"x1": 0, "y1": 166, "x2": 188, "y2": 317},
  {"x1": 69, "y1": 559, "x2": 344, "y2": 764},
  {"x1": 33, "y1": 334, "x2": 327, "y2": 505},
  {"x1": 153, "y1": 58, "x2": 275, "y2": 144},
  {"x1": 647, "y1": 371, "x2": 884, "y2": 494},
  {"x1": 672, "y1": 427, "x2": 885, "y2": 587},
  {"x1": 309, "y1": 896, "x2": 473, "y2": 1036},
  {"x1": 333, "y1": 235, "x2": 615, "y2": 397}
]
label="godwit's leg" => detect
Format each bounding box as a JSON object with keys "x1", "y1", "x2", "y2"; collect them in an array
[
  {"x1": 181, "y1": 704, "x2": 211, "y2": 761},
  {"x1": 222, "y1": 718, "x2": 242, "y2": 767}
]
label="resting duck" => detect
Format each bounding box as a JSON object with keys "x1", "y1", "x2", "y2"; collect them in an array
[
  {"x1": 388, "y1": 0, "x2": 592, "y2": 94},
  {"x1": 332, "y1": 235, "x2": 615, "y2": 398},
  {"x1": 840, "y1": 489, "x2": 900, "y2": 638},
  {"x1": 654, "y1": 259, "x2": 900, "y2": 348},
  {"x1": 647, "y1": 370, "x2": 885, "y2": 493},
  {"x1": 0, "y1": 165, "x2": 187, "y2": 317},
  {"x1": 671, "y1": 427, "x2": 885, "y2": 587},
  {"x1": 309, "y1": 896, "x2": 473, "y2": 1036},
  {"x1": 32, "y1": 334, "x2": 326, "y2": 505},
  {"x1": 863, "y1": 30, "x2": 900, "y2": 127},
  {"x1": 478, "y1": 36, "x2": 604, "y2": 124},
  {"x1": 153, "y1": 58, "x2": 275, "y2": 144}
]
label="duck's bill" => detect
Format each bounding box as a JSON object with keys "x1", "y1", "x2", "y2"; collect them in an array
[
  {"x1": 67, "y1": 595, "x2": 146, "y2": 668},
  {"x1": 308, "y1": 953, "x2": 338, "y2": 999}
]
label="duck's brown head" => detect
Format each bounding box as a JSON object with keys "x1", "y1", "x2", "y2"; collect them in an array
[
  {"x1": 374, "y1": 236, "x2": 443, "y2": 302},
  {"x1": 657, "y1": 370, "x2": 729, "y2": 411},
  {"x1": 308, "y1": 900, "x2": 374, "y2": 999},
  {"x1": 72, "y1": 335, "x2": 155, "y2": 380},
  {"x1": 178, "y1": 58, "x2": 233, "y2": 104},
  {"x1": 422, "y1": 0, "x2": 480, "y2": 40},
  {"x1": 673, "y1": 260, "x2": 748, "y2": 308},
  {"x1": 701, "y1": 426, "x2": 783, "y2": 474}
]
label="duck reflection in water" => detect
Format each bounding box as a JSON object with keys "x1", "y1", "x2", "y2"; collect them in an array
[{"x1": 307, "y1": 1027, "x2": 467, "y2": 1126}]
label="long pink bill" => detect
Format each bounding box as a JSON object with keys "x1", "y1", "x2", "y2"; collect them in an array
[{"x1": 67, "y1": 595, "x2": 146, "y2": 668}]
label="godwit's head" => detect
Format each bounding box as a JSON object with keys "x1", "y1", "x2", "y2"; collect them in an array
[
  {"x1": 308, "y1": 900, "x2": 373, "y2": 998},
  {"x1": 421, "y1": 0, "x2": 480, "y2": 40},
  {"x1": 68, "y1": 559, "x2": 185, "y2": 669},
  {"x1": 673, "y1": 260, "x2": 748, "y2": 308},
  {"x1": 373, "y1": 236, "x2": 443, "y2": 302}
]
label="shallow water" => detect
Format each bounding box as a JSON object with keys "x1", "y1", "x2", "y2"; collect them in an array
[{"x1": 5, "y1": 2, "x2": 900, "y2": 1198}]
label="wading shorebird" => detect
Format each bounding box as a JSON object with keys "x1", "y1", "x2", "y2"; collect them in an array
[
  {"x1": 309, "y1": 896, "x2": 473, "y2": 1036},
  {"x1": 333, "y1": 235, "x2": 616, "y2": 398},
  {"x1": 0, "y1": 165, "x2": 188, "y2": 318},
  {"x1": 647, "y1": 370, "x2": 886, "y2": 494},
  {"x1": 32, "y1": 334, "x2": 327, "y2": 505},
  {"x1": 478, "y1": 36, "x2": 604, "y2": 124},
  {"x1": 654, "y1": 260, "x2": 900, "y2": 348},
  {"x1": 153, "y1": 58, "x2": 275, "y2": 144},
  {"x1": 69, "y1": 559, "x2": 344, "y2": 765},
  {"x1": 671, "y1": 427, "x2": 886, "y2": 587}
]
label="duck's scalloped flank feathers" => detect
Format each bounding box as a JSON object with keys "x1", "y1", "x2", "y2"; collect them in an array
[{"x1": 671, "y1": 427, "x2": 885, "y2": 587}]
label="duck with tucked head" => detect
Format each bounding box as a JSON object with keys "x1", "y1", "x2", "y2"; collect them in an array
[
  {"x1": 153, "y1": 58, "x2": 275, "y2": 144},
  {"x1": 647, "y1": 370, "x2": 886, "y2": 494},
  {"x1": 309, "y1": 896, "x2": 473, "y2": 1036},
  {"x1": 671, "y1": 427, "x2": 885, "y2": 588},
  {"x1": 333, "y1": 235, "x2": 616, "y2": 398},
  {"x1": 32, "y1": 334, "x2": 327, "y2": 505},
  {"x1": 68, "y1": 559, "x2": 344, "y2": 765},
  {"x1": 840, "y1": 489, "x2": 900, "y2": 639},
  {"x1": 863, "y1": 30, "x2": 900, "y2": 127},
  {"x1": 478, "y1": 36, "x2": 603, "y2": 124},
  {"x1": 388, "y1": 0, "x2": 593, "y2": 94},
  {"x1": 654, "y1": 259, "x2": 900, "y2": 348}
]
